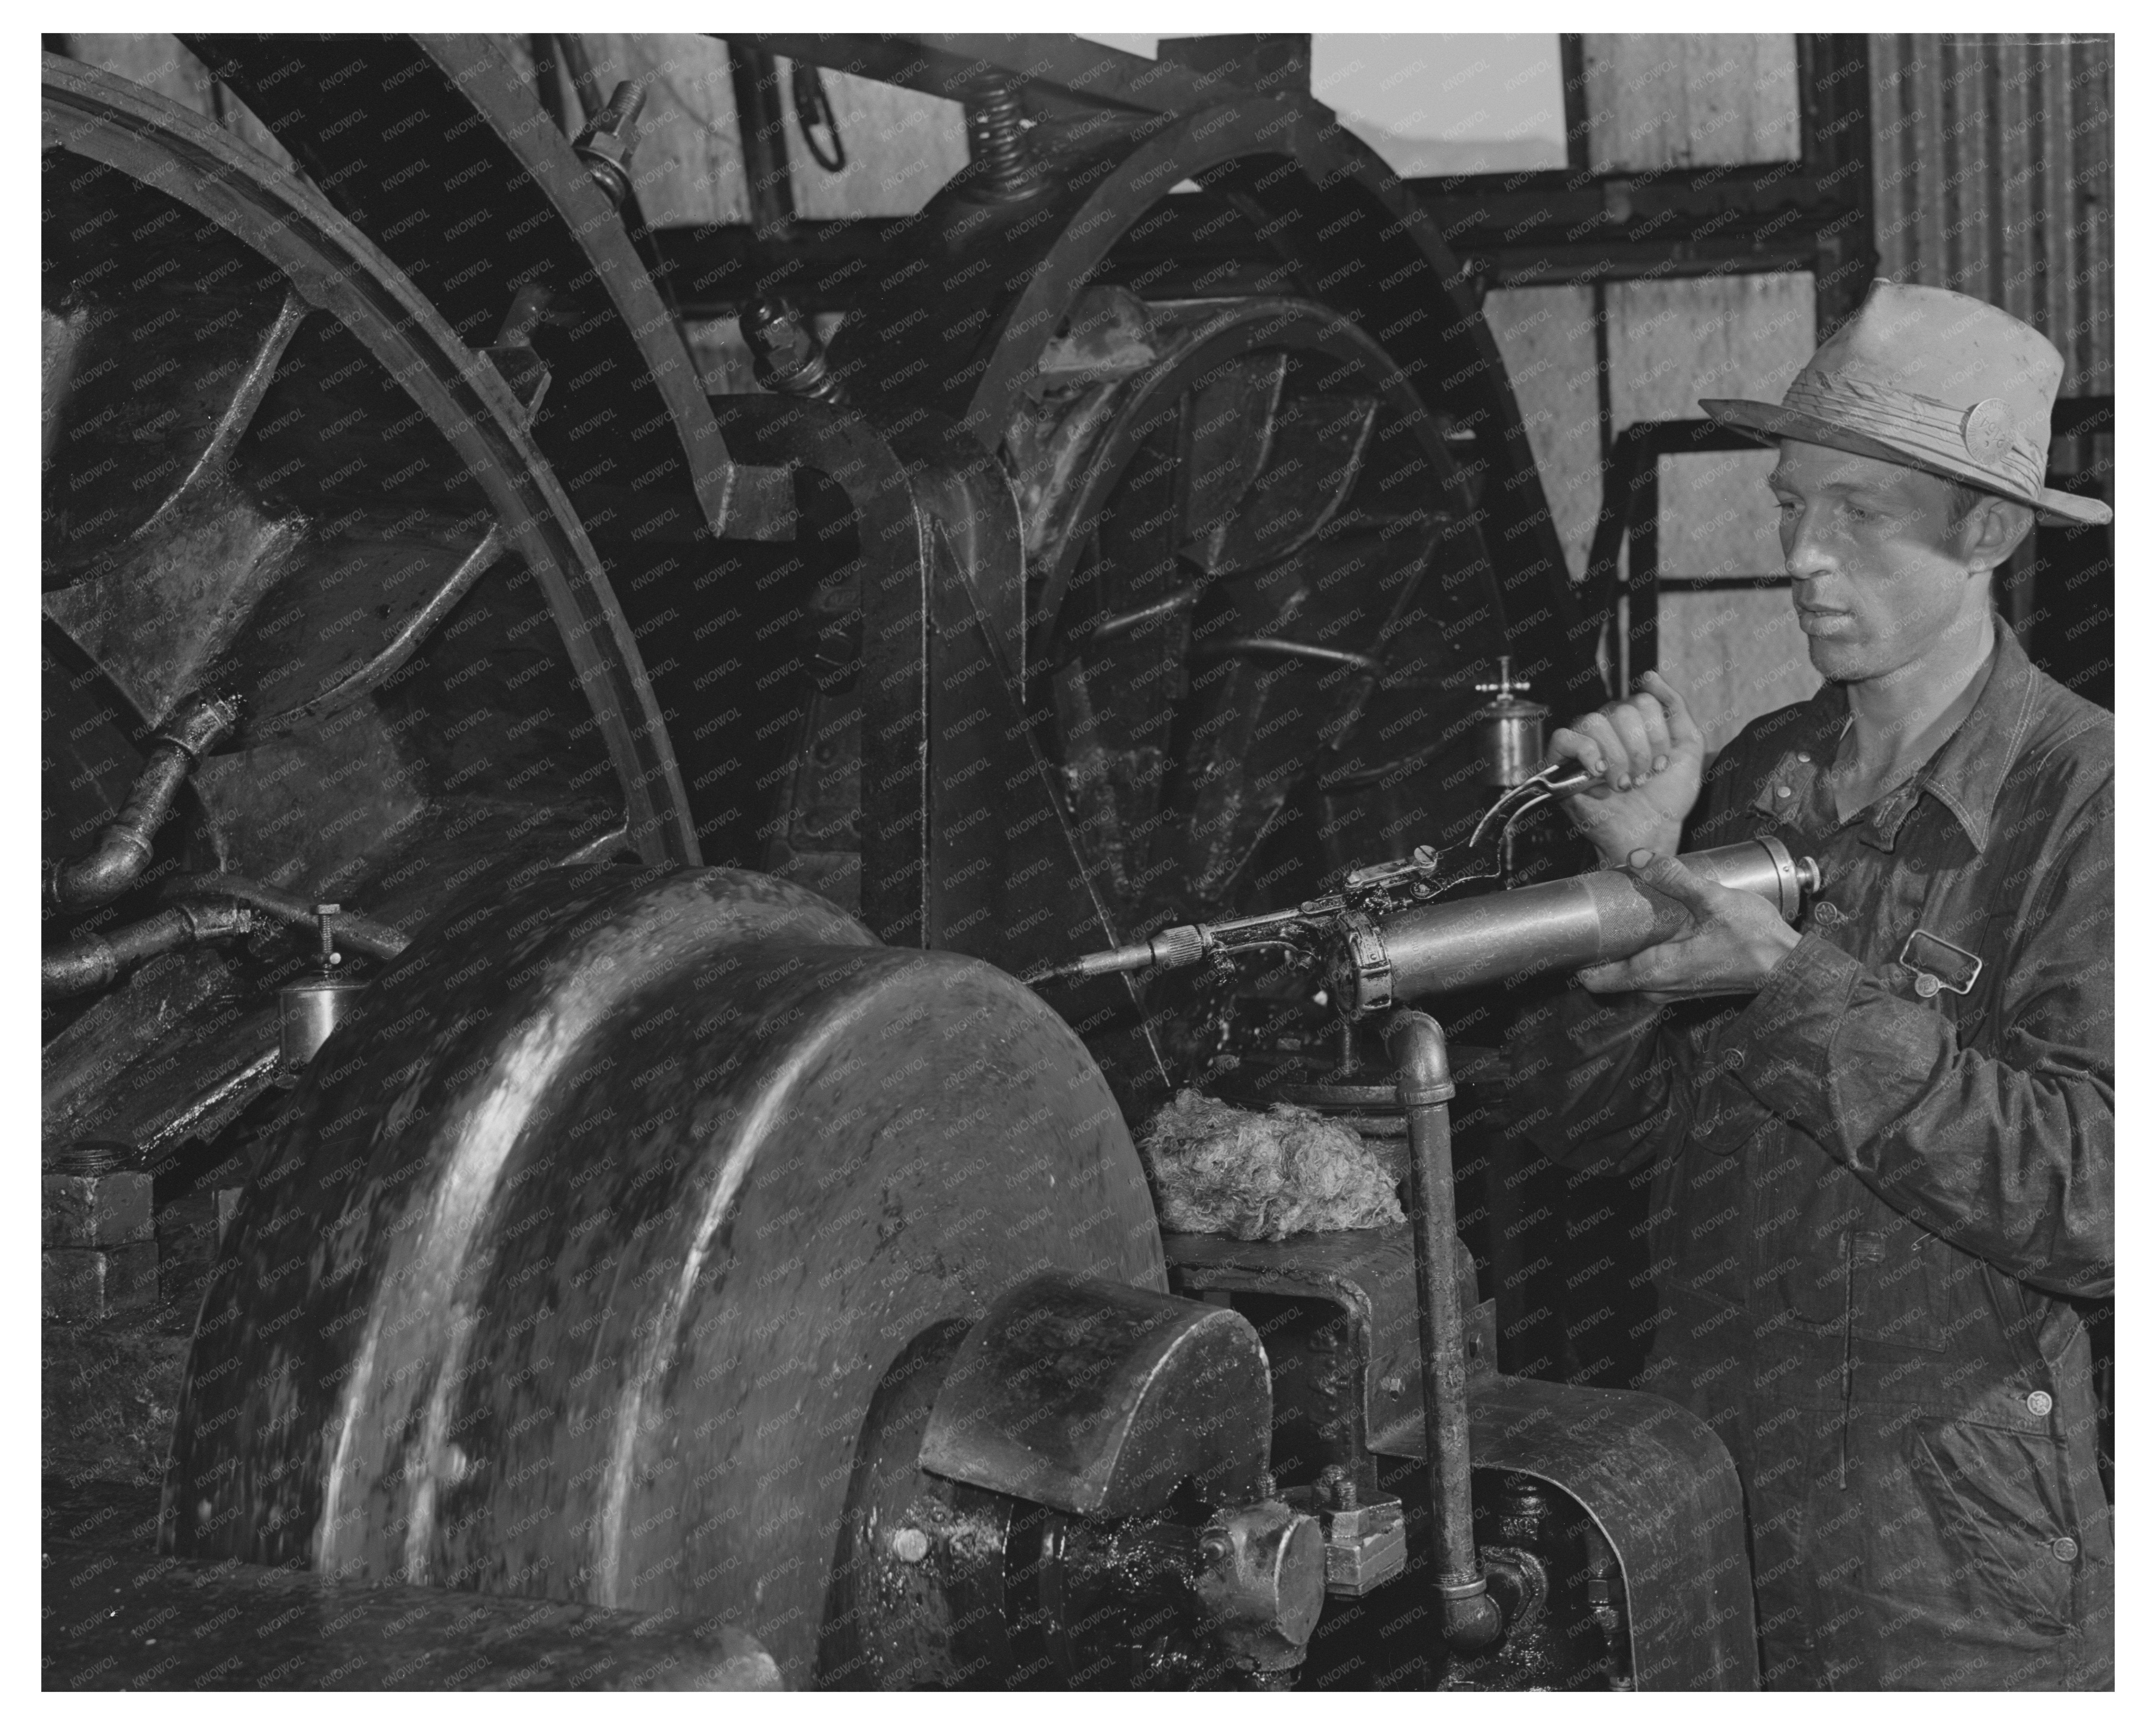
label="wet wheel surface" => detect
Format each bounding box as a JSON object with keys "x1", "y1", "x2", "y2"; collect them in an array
[{"x1": 165, "y1": 864, "x2": 1165, "y2": 1687}]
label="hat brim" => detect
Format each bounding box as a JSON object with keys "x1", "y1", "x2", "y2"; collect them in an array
[{"x1": 1700, "y1": 397, "x2": 2114, "y2": 529}]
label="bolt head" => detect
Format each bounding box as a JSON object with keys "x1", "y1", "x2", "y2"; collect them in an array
[{"x1": 890, "y1": 1526, "x2": 930, "y2": 1565}]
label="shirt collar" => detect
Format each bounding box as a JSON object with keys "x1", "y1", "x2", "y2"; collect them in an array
[
  {"x1": 1747, "y1": 615, "x2": 2035, "y2": 851},
  {"x1": 1898, "y1": 616, "x2": 2036, "y2": 851}
]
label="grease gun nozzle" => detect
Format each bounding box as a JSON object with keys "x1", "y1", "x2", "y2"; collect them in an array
[{"x1": 1025, "y1": 941, "x2": 1151, "y2": 985}]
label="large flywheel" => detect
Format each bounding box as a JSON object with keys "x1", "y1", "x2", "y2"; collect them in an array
[
  {"x1": 1017, "y1": 294, "x2": 1489, "y2": 916},
  {"x1": 42, "y1": 53, "x2": 696, "y2": 867},
  {"x1": 40, "y1": 49, "x2": 718, "y2": 1178},
  {"x1": 755, "y1": 74, "x2": 1588, "y2": 1091},
  {"x1": 1006, "y1": 291, "x2": 1512, "y2": 1078}
]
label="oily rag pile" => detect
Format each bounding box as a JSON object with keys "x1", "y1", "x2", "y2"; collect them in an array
[{"x1": 1138, "y1": 1089, "x2": 1405, "y2": 1241}]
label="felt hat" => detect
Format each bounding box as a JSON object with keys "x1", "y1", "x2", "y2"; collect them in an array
[{"x1": 1701, "y1": 281, "x2": 2111, "y2": 527}]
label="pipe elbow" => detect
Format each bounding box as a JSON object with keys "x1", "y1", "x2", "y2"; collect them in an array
[
  {"x1": 47, "y1": 830, "x2": 155, "y2": 909},
  {"x1": 1383, "y1": 1009, "x2": 1455, "y2": 1106},
  {"x1": 44, "y1": 690, "x2": 240, "y2": 911},
  {"x1": 1442, "y1": 1585, "x2": 1504, "y2": 1653}
]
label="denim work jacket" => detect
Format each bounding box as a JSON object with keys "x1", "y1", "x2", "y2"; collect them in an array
[{"x1": 1506, "y1": 621, "x2": 2113, "y2": 1689}]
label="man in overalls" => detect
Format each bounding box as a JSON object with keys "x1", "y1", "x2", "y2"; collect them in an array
[{"x1": 1507, "y1": 282, "x2": 2112, "y2": 1688}]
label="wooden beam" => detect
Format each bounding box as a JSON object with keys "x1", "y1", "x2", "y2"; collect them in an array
[
  {"x1": 726, "y1": 40, "x2": 797, "y2": 240},
  {"x1": 1798, "y1": 34, "x2": 1876, "y2": 336}
]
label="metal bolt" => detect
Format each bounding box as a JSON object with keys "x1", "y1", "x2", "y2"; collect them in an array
[
  {"x1": 741, "y1": 296, "x2": 846, "y2": 404},
  {"x1": 572, "y1": 78, "x2": 649, "y2": 209},
  {"x1": 890, "y1": 1526, "x2": 930, "y2": 1565},
  {"x1": 1318, "y1": 1464, "x2": 1356, "y2": 1510}
]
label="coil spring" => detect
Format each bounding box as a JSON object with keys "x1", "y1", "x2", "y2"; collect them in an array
[{"x1": 964, "y1": 80, "x2": 1042, "y2": 199}]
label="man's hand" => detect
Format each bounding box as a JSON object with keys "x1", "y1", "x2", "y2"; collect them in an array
[
  {"x1": 1578, "y1": 851, "x2": 1803, "y2": 998},
  {"x1": 1547, "y1": 670, "x2": 1707, "y2": 867}
]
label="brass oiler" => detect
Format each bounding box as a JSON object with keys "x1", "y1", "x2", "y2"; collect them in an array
[
  {"x1": 1468, "y1": 656, "x2": 1551, "y2": 790},
  {"x1": 279, "y1": 902, "x2": 368, "y2": 1071}
]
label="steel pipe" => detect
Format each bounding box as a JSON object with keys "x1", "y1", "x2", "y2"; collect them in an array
[
  {"x1": 1384, "y1": 1009, "x2": 1503, "y2": 1652},
  {"x1": 160, "y1": 873, "x2": 409, "y2": 960},
  {"x1": 42, "y1": 901, "x2": 253, "y2": 999},
  {"x1": 44, "y1": 690, "x2": 239, "y2": 909}
]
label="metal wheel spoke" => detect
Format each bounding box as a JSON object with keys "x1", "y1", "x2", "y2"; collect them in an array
[
  {"x1": 1171, "y1": 351, "x2": 1285, "y2": 555},
  {"x1": 42, "y1": 479, "x2": 308, "y2": 727},
  {"x1": 136, "y1": 290, "x2": 309, "y2": 542},
  {"x1": 223, "y1": 517, "x2": 510, "y2": 737},
  {"x1": 1183, "y1": 389, "x2": 1378, "y2": 577}
]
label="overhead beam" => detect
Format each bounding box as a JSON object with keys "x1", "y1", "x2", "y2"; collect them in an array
[
  {"x1": 732, "y1": 32, "x2": 1249, "y2": 120},
  {"x1": 658, "y1": 158, "x2": 1856, "y2": 315}
]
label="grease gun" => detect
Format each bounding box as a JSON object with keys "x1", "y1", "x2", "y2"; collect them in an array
[{"x1": 1028, "y1": 764, "x2": 1821, "y2": 1013}]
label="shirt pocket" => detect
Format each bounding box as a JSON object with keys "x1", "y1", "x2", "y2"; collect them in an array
[
  {"x1": 1860, "y1": 1211, "x2": 2018, "y2": 1355},
  {"x1": 1776, "y1": 1188, "x2": 1977, "y2": 1353},
  {"x1": 1906, "y1": 1416, "x2": 2076, "y2": 1641},
  {"x1": 1891, "y1": 896, "x2": 2008, "y2": 1041}
]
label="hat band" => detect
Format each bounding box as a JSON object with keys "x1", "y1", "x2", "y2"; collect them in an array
[{"x1": 1779, "y1": 369, "x2": 2046, "y2": 499}]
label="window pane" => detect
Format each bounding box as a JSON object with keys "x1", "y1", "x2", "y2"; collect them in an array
[
  {"x1": 1315, "y1": 35, "x2": 1566, "y2": 174},
  {"x1": 1075, "y1": 34, "x2": 1569, "y2": 174},
  {"x1": 1659, "y1": 588, "x2": 1818, "y2": 760}
]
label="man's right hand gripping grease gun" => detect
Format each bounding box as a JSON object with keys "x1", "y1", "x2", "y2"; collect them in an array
[{"x1": 1027, "y1": 758, "x2": 1823, "y2": 1013}]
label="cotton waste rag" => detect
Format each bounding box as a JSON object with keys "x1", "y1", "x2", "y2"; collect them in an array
[{"x1": 1138, "y1": 1089, "x2": 1405, "y2": 1240}]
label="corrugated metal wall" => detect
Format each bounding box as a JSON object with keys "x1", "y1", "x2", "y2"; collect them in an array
[{"x1": 1869, "y1": 34, "x2": 2113, "y2": 395}]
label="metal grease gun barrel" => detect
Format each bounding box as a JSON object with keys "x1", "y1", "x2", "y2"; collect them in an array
[{"x1": 1334, "y1": 837, "x2": 1818, "y2": 1015}]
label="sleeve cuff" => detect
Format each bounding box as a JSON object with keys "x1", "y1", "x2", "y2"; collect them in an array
[{"x1": 1715, "y1": 932, "x2": 1864, "y2": 1114}]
